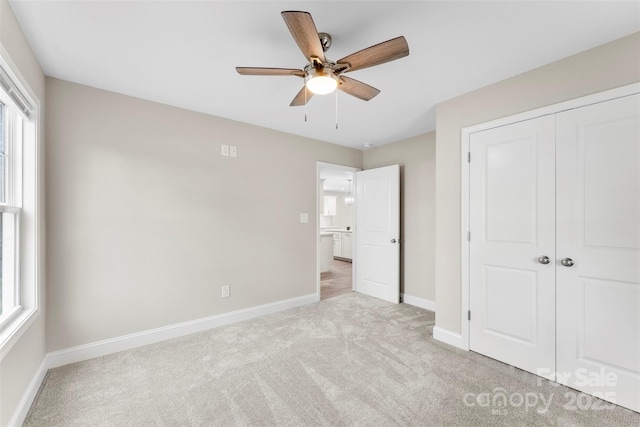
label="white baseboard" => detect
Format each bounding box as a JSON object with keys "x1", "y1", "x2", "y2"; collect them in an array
[
  {"x1": 433, "y1": 326, "x2": 468, "y2": 350},
  {"x1": 11, "y1": 293, "x2": 316, "y2": 425},
  {"x1": 8, "y1": 358, "x2": 48, "y2": 427},
  {"x1": 401, "y1": 294, "x2": 435, "y2": 311},
  {"x1": 47, "y1": 293, "x2": 317, "y2": 369}
]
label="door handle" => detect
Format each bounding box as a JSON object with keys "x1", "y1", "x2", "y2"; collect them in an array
[
  {"x1": 391, "y1": 239, "x2": 397, "y2": 243},
  {"x1": 538, "y1": 255, "x2": 550, "y2": 264},
  {"x1": 560, "y1": 257, "x2": 574, "y2": 267}
]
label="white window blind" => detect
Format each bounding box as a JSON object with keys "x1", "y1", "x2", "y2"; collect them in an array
[{"x1": 0, "y1": 64, "x2": 33, "y2": 119}]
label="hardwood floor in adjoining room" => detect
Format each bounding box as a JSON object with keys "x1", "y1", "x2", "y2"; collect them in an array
[{"x1": 320, "y1": 259, "x2": 352, "y2": 301}]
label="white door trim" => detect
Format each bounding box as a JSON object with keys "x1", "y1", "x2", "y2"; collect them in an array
[
  {"x1": 459, "y1": 82, "x2": 640, "y2": 350},
  {"x1": 316, "y1": 162, "x2": 361, "y2": 302}
]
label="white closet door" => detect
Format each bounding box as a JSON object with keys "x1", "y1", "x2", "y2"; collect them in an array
[
  {"x1": 556, "y1": 94, "x2": 640, "y2": 412},
  {"x1": 469, "y1": 115, "x2": 556, "y2": 377}
]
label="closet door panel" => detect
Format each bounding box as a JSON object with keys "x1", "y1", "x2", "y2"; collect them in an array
[
  {"x1": 469, "y1": 115, "x2": 556, "y2": 377},
  {"x1": 556, "y1": 94, "x2": 640, "y2": 412}
]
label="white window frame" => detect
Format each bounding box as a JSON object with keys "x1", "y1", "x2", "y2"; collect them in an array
[
  {"x1": 0, "y1": 46, "x2": 40, "y2": 360},
  {"x1": 0, "y1": 97, "x2": 23, "y2": 327}
]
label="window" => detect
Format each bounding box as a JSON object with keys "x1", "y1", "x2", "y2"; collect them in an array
[
  {"x1": 0, "y1": 56, "x2": 39, "y2": 357},
  {"x1": 0, "y1": 97, "x2": 22, "y2": 325}
]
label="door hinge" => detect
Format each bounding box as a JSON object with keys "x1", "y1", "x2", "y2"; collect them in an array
[
  {"x1": 467, "y1": 231, "x2": 471, "y2": 242},
  {"x1": 467, "y1": 152, "x2": 471, "y2": 162},
  {"x1": 468, "y1": 310, "x2": 471, "y2": 321}
]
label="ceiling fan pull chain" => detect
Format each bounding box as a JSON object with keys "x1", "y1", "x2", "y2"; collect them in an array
[{"x1": 304, "y1": 88, "x2": 308, "y2": 122}]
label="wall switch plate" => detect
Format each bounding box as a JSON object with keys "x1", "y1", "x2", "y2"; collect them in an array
[
  {"x1": 300, "y1": 213, "x2": 309, "y2": 223},
  {"x1": 230, "y1": 146, "x2": 237, "y2": 157},
  {"x1": 221, "y1": 144, "x2": 229, "y2": 157},
  {"x1": 221, "y1": 285, "x2": 230, "y2": 298}
]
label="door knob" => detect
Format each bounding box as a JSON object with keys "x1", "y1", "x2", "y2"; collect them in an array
[
  {"x1": 538, "y1": 255, "x2": 550, "y2": 264},
  {"x1": 561, "y1": 257, "x2": 574, "y2": 267},
  {"x1": 391, "y1": 239, "x2": 397, "y2": 243}
]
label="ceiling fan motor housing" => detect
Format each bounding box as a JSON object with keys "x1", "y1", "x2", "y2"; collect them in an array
[{"x1": 318, "y1": 32, "x2": 332, "y2": 52}]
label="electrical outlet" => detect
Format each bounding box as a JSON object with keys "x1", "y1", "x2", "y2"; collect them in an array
[
  {"x1": 221, "y1": 285, "x2": 230, "y2": 298},
  {"x1": 230, "y1": 145, "x2": 237, "y2": 157},
  {"x1": 221, "y1": 144, "x2": 229, "y2": 157}
]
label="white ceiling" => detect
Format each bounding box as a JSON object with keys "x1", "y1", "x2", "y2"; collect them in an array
[{"x1": 8, "y1": 1, "x2": 639, "y2": 150}]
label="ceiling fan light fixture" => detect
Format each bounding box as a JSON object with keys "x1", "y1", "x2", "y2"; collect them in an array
[
  {"x1": 305, "y1": 67, "x2": 338, "y2": 95},
  {"x1": 238, "y1": 11, "x2": 410, "y2": 107}
]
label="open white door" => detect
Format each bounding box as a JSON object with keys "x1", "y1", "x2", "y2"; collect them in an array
[{"x1": 355, "y1": 165, "x2": 400, "y2": 303}]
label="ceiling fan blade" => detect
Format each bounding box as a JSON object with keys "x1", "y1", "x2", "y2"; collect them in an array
[
  {"x1": 236, "y1": 67, "x2": 305, "y2": 77},
  {"x1": 290, "y1": 86, "x2": 314, "y2": 106},
  {"x1": 338, "y1": 76, "x2": 381, "y2": 101},
  {"x1": 281, "y1": 11, "x2": 325, "y2": 63},
  {"x1": 338, "y1": 36, "x2": 409, "y2": 73}
]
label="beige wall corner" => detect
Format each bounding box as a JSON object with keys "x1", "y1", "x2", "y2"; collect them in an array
[
  {"x1": 0, "y1": 0, "x2": 46, "y2": 425},
  {"x1": 363, "y1": 132, "x2": 436, "y2": 302},
  {"x1": 435, "y1": 32, "x2": 640, "y2": 335}
]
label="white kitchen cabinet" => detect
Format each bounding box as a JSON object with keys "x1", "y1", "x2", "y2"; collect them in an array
[
  {"x1": 332, "y1": 232, "x2": 341, "y2": 257},
  {"x1": 323, "y1": 196, "x2": 337, "y2": 216},
  {"x1": 341, "y1": 232, "x2": 352, "y2": 259},
  {"x1": 319, "y1": 233, "x2": 333, "y2": 273},
  {"x1": 332, "y1": 231, "x2": 352, "y2": 261}
]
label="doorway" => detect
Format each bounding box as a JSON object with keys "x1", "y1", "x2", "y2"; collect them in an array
[
  {"x1": 320, "y1": 259, "x2": 352, "y2": 301},
  {"x1": 317, "y1": 162, "x2": 359, "y2": 301}
]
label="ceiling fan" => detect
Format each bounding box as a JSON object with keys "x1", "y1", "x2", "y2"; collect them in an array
[{"x1": 236, "y1": 11, "x2": 409, "y2": 106}]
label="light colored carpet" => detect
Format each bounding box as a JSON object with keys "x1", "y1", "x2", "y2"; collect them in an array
[{"x1": 24, "y1": 293, "x2": 640, "y2": 426}]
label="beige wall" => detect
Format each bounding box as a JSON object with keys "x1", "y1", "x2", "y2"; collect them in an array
[
  {"x1": 363, "y1": 132, "x2": 436, "y2": 301},
  {"x1": 0, "y1": 0, "x2": 46, "y2": 425},
  {"x1": 435, "y1": 32, "x2": 640, "y2": 334},
  {"x1": 45, "y1": 78, "x2": 362, "y2": 351}
]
